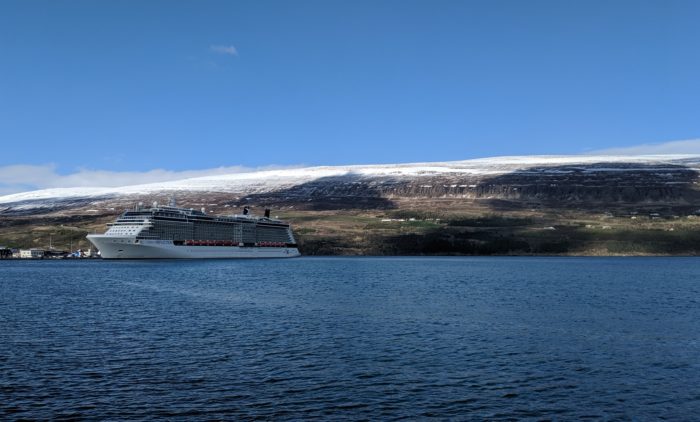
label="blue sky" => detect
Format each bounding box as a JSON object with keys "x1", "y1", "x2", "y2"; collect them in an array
[{"x1": 1, "y1": 0, "x2": 699, "y2": 192}]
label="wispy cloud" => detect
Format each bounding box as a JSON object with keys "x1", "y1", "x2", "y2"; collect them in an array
[
  {"x1": 210, "y1": 44, "x2": 238, "y2": 57},
  {"x1": 591, "y1": 138, "x2": 700, "y2": 155},
  {"x1": 0, "y1": 164, "x2": 301, "y2": 196}
]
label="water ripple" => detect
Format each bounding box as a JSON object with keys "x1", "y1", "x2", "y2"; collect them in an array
[{"x1": 1, "y1": 257, "x2": 700, "y2": 419}]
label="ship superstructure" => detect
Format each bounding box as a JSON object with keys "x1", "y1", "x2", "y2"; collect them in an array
[{"x1": 87, "y1": 200, "x2": 300, "y2": 259}]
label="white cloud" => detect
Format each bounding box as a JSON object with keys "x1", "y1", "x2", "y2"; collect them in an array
[
  {"x1": 0, "y1": 164, "x2": 301, "y2": 195},
  {"x1": 0, "y1": 165, "x2": 60, "y2": 186},
  {"x1": 591, "y1": 138, "x2": 700, "y2": 155},
  {"x1": 210, "y1": 44, "x2": 238, "y2": 57}
]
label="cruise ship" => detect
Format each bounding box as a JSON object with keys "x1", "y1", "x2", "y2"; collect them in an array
[{"x1": 86, "y1": 200, "x2": 300, "y2": 259}]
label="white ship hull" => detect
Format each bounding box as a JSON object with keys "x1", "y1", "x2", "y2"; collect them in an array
[{"x1": 87, "y1": 235, "x2": 300, "y2": 259}]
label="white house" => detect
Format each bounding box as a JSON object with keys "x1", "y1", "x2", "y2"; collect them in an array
[{"x1": 19, "y1": 249, "x2": 45, "y2": 259}]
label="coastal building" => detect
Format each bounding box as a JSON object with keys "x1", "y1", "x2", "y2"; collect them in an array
[{"x1": 19, "y1": 249, "x2": 45, "y2": 259}]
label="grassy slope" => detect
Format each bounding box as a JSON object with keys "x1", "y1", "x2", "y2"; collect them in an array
[
  {"x1": 2, "y1": 200, "x2": 700, "y2": 255},
  {"x1": 282, "y1": 202, "x2": 700, "y2": 256}
]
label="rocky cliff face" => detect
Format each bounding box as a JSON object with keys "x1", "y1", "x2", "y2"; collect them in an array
[{"x1": 239, "y1": 163, "x2": 700, "y2": 211}]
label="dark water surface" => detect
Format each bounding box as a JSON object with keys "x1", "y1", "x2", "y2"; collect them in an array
[{"x1": 2, "y1": 257, "x2": 700, "y2": 420}]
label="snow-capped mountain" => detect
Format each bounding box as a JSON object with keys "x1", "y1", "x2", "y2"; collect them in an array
[{"x1": 2, "y1": 154, "x2": 700, "y2": 211}]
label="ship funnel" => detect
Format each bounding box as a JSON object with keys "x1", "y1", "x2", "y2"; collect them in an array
[
  {"x1": 264, "y1": 208, "x2": 270, "y2": 218},
  {"x1": 169, "y1": 197, "x2": 176, "y2": 207},
  {"x1": 153, "y1": 201, "x2": 158, "y2": 208},
  {"x1": 243, "y1": 206, "x2": 249, "y2": 215}
]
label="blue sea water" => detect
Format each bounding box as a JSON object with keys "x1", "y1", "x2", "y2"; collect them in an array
[{"x1": 1, "y1": 257, "x2": 700, "y2": 420}]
